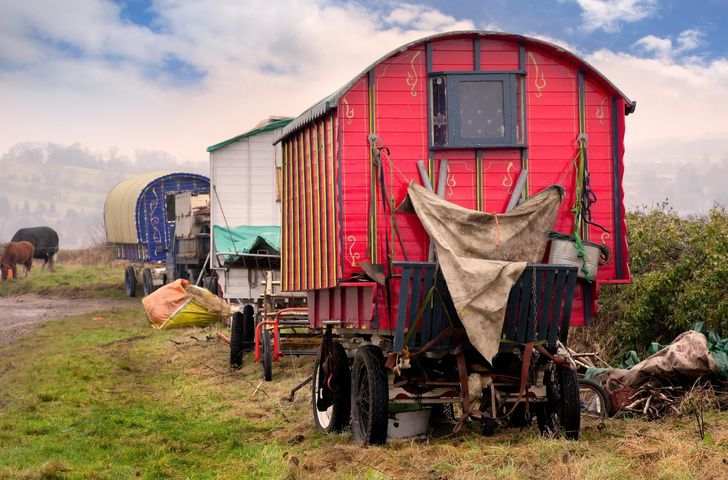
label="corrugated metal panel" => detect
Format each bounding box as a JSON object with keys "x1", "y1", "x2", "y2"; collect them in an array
[{"x1": 207, "y1": 118, "x2": 292, "y2": 152}]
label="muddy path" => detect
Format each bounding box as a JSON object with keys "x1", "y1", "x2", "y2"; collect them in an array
[{"x1": 0, "y1": 295, "x2": 141, "y2": 347}]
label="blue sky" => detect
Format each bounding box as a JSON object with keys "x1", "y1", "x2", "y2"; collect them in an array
[{"x1": 1, "y1": 0, "x2": 727, "y2": 213}]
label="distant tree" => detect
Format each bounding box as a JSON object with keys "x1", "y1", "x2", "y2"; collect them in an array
[
  {"x1": 34, "y1": 202, "x2": 48, "y2": 216},
  {"x1": 65, "y1": 208, "x2": 79, "y2": 221},
  {"x1": 21, "y1": 200, "x2": 30, "y2": 215},
  {"x1": 49, "y1": 201, "x2": 57, "y2": 214},
  {"x1": 0, "y1": 196, "x2": 9, "y2": 213}
]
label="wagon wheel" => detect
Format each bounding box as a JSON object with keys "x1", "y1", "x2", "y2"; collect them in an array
[
  {"x1": 229, "y1": 305, "x2": 255, "y2": 368},
  {"x1": 241, "y1": 305, "x2": 255, "y2": 348},
  {"x1": 578, "y1": 378, "x2": 611, "y2": 422},
  {"x1": 261, "y1": 329, "x2": 272, "y2": 382},
  {"x1": 536, "y1": 364, "x2": 580, "y2": 439},
  {"x1": 142, "y1": 268, "x2": 154, "y2": 297},
  {"x1": 229, "y1": 312, "x2": 245, "y2": 368},
  {"x1": 351, "y1": 345, "x2": 388, "y2": 446},
  {"x1": 124, "y1": 266, "x2": 137, "y2": 297},
  {"x1": 312, "y1": 342, "x2": 351, "y2": 433}
]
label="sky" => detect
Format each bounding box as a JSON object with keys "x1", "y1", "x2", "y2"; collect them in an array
[{"x1": 1, "y1": 0, "x2": 727, "y2": 214}]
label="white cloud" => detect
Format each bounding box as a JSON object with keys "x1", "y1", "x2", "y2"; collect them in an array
[
  {"x1": 0, "y1": 0, "x2": 472, "y2": 162},
  {"x1": 633, "y1": 29, "x2": 706, "y2": 62},
  {"x1": 587, "y1": 48, "x2": 728, "y2": 162},
  {"x1": 574, "y1": 0, "x2": 658, "y2": 33}
]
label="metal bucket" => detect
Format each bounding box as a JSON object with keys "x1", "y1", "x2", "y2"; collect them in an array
[
  {"x1": 387, "y1": 407, "x2": 431, "y2": 441},
  {"x1": 548, "y1": 238, "x2": 599, "y2": 281}
]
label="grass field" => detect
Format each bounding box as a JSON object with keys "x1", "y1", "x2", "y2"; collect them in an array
[{"x1": 1, "y1": 266, "x2": 728, "y2": 479}]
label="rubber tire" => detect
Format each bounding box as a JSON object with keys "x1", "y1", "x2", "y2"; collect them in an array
[
  {"x1": 351, "y1": 345, "x2": 388, "y2": 446},
  {"x1": 536, "y1": 365, "x2": 581, "y2": 440},
  {"x1": 142, "y1": 268, "x2": 154, "y2": 297},
  {"x1": 207, "y1": 276, "x2": 219, "y2": 297},
  {"x1": 125, "y1": 266, "x2": 137, "y2": 297},
  {"x1": 241, "y1": 305, "x2": 255, "y2": 349},
  {"x1": 262, "y1": 330, "x2": 272, "y2": 382},
  {"x1": 578, "y1": 378, "x2": 611, "y2": 420},
  {"x1": 229, "y1": 312, "x2": 245, "y2": 368},
  {"x1": 312, "y1": 342, "x2": 351, "y2": 433}
]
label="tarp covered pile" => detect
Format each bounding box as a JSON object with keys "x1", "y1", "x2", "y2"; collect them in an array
[
  {"x1": 591, "y1": 322, "x2": 728, "y2": 388},
  {"x1": 143, "y1": 279, "x2": 237, "y2": 330}
]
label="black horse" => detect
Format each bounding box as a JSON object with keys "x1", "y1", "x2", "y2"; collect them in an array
[{"x1": 11, "y1": 226, "x2": 59, "y2": 273}]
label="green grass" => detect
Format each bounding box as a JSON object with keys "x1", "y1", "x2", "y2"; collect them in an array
[
  {"x1": 0, "y1": 264, "x2": 127, "y2": 299},
  {"x1": 2, "y1": 302, "x2": 728, "y2": 479}
]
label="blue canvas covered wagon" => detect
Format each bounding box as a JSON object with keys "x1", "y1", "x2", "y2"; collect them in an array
[{"x1": 104, "y1": 171, "x2": 210, "y2": 296}]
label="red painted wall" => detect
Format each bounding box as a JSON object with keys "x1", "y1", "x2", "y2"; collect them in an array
[{"x1": 280, "y1": 32, "x2": 632, "y2": 329}]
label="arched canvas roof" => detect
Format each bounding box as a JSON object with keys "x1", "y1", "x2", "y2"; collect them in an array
[
  {"x1": 104, "y1": 171, "x2": 209, "y2": 244},
  {"x1": 276, "y1": 30, "x2": 635, "y2": 142}
]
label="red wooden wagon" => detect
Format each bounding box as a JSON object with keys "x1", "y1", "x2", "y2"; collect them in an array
[{"x1": 273, "y1": 30, "x2": 634, "y2": 444}]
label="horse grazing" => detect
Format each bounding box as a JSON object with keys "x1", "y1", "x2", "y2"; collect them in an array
[
  {"x1": 0, "y1": 241, "x2": 35, "y2": 280},
  {"x1": 11, "y1": 226, "x2": 59, "y2": 273}
]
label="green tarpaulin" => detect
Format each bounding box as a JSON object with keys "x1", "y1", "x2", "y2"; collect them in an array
[{"x1": 213, "y1": 225, "x2": 280, "y2": 258}]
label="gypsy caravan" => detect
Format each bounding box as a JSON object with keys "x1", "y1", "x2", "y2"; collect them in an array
[
  {"x1": 274, "y1": 31, "x2": 634, "y2": 444},
  {"x1": 104, "y1": 171, "x2": 210, "y2": 296}
]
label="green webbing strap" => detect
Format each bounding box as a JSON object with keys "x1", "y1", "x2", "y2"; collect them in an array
[
  {"x1": 569, "y1": 142, "x2": 592, "y2": 281},
  {"x1": 401, "y1": 285, "x2": 454, "y2": 348}
]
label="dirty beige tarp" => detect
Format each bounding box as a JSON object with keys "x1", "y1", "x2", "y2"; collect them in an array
[
  {"x1": 599, "y1": 331, "x2": 719, "y2": 388},
  {"x1": 403, "y1": 183, "x2": 565, "y2": 364}
]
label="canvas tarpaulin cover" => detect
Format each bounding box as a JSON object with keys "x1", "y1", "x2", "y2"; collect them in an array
[
  {"x1": 143, "y1": 279, "x2": 235, "y2": 329},
  {"x1": 403, "y1": 183, "x2": 565, "y2": 363},
  {"x1": 213, "y1": 225, "x2": 281, "y2": 260},
  {"x1": 589, "y1": 322, "x2": 727, "y2": 387}
]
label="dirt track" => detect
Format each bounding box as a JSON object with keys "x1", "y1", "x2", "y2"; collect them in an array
[{"x1": 0, "y1": 295, "x2": 141, "y2": 347}]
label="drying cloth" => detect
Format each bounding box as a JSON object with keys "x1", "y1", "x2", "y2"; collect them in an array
[{"x1": 404, "y1": 183, "x2": 565, "y2": 363}]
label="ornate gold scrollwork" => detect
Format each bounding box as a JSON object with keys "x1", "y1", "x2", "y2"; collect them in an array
[
  {"x1": 596, "y1": 96, "x2": 607, "y2": 124},
  {"x1": 347, "y1": 236, "x2": 360, "y2": 266},
  {"x1": 528, "y1": 52, "x2": 546, "y2": 97}
]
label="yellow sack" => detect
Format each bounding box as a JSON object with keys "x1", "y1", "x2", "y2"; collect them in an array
[{"x1": 143, "y1": 279, "x2": 233, "y2": 330}]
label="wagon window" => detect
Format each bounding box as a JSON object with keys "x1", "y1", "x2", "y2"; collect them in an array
[
  {"x1": 430, "y1": 73, "x2": 524, "y2": 148},
  {"x1": 459, "y1": 80, "x2": 504, "y2": 139},
  {"x1": 431, "y1": 76, "x2": 448, "y2": 146}
]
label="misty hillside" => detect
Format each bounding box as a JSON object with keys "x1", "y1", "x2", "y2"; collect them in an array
[{"x1": 0, "y1": 142, "x2": 207, "y2": 249}]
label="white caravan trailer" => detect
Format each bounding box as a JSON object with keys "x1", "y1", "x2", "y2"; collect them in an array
[{"x1": 207, "y1": 117, "x2": 292, "y2": 303}]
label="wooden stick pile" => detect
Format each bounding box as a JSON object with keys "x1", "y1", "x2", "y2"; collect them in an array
[{"x1": 617, "y1": 381, "x2": 685, "y2": 419}]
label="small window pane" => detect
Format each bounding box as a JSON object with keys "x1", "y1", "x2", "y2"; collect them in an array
[
  {"x1": 516, "y1": 75, "x2": 525, "y2": 144},
  {"x1": 459, "y1": 81, "x2": 504, "y2": 139},
  {"x1": 431, "y1": 76, "x2": 448, "y2": 146}
]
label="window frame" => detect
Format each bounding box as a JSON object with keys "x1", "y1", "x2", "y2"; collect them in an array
[{"x1": 429, "y1": 72, "x2": 524, "y2": 149}]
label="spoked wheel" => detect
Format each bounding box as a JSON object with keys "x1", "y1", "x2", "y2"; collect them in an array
[
  {"x1": 230, "y1": 305, "x2": 256, "y2": 368},
  {"x1": 142, "y1": 268, "x2": 154, "y2": 297},
  {"x1": 351, "y1": 345, "x2": 388, "y2": 446},
  {"x1": 536, "y1": 364, "x2": 581, "y2": 440},
  {"x1": 312, "y1": 342, "x2": 351, "y2": 433},
  {"x1": 261, "y1": 329, "x2": 272, "y2": 382},
  {"x1": 578, "y1": 378, "x2": 611, "y2": 422},
  {"x1": 125, "y1": 266, "x2": 137, "y2": 297}
]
